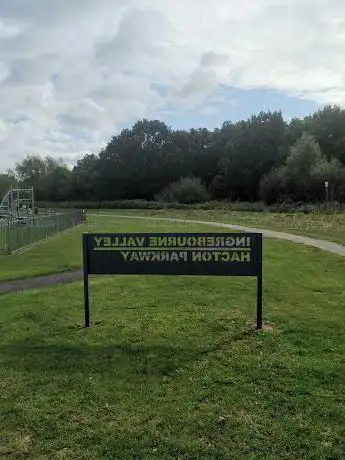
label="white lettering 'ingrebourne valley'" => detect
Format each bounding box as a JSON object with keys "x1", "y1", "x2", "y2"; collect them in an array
[
  {"x1": 94, "y1": 236, "x2": 145, "y2": 248},
  {"x1": 93, "y1": 235, "x2": 252, "y2": 249}
]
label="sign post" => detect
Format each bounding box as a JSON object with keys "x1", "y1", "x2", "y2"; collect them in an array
[
  {"x1": 256, "y1": 235, "x2": 263, "y2": 329},
  {"x1": 83, "y1": 235, "x2": 91, "y2": 328},
  {"x1": 82, "y1": 232, "x2": 263, "y2": 329},
  {"x1": 325, "y1": 181, "x2": 329, "y2": 210}
]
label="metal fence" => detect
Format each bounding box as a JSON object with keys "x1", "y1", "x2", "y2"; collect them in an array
[{"x1": 0, "y1": 209, "x2": 84, "y2": 255}]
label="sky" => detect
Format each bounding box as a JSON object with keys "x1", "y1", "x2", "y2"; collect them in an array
[{"x1": 0, "y1": 0, "x2": 344, "y2": 172}]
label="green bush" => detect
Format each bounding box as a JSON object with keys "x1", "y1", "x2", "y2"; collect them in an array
[
  {"x1": 156, "y1": 177, "x2": 211, "y2": 204},
  {"x1": 37, "y1": 199, "x2": 345, "y2": 213},
  {"x1": 260, "y1": 133, "x2": 345, "y2": 205},
  {"x1": 37, "y1": 200, "x2": 164, "y2": 210},
  {"x1": 268, "y1": 201, "x2": 321, "y2": 214},
  {"x1": 259, "y1": 169, "x2": 286, "y2": 205}
]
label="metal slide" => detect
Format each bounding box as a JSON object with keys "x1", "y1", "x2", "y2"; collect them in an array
[
  {"x1": 0, "y1": 187, "x2": 35, "y2": 221},
  {"x1": 0, "y1": 189, "x2": 11, "y2": 218}
]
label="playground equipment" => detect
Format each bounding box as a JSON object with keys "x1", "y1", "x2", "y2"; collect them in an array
[
  {"x1": 0, "y1": 187, "x2": 35, "y2": 223},
  {"x1": 0, "y1": 188, "x2": 84, "y2": 254}
]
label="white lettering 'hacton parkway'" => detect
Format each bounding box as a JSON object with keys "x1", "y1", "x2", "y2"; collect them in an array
[{"x1": 120, "y1": 250, "x2": 251, "y2": 263}]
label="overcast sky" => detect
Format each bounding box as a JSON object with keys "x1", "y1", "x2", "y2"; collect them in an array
[{"x1": 0, "y1": 0, "x2": 344, "y2": 172}]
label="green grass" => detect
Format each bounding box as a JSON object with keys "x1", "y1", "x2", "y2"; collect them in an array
[
  {"x1": 204, "y1": 210, "x2": 345, "y2": 245},
  {"x1": 0, "y1": 226, "x2": 83, "y2": 281},
  {"x1": 0, "y1": 216, "x2": 225, "y2": 282},
  {"x1": 95, "y1": 209, "x2": 345, "y2": 246},
  {"x1": 0, "y1": 211, "x2": 81, "y2": 255},
  {"x1": 1, "y1": 235, "x2": 345, "y2": 458},
  {"x1": 1, "y1": 209, "x2": 345, "y2": 282},
  {"x1": 1, "y1": 209, "x2": 345, "y2": 283}
]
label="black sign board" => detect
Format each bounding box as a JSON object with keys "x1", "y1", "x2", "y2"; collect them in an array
[{"x1": 82, "y1": 232, "x2": 263, "y2": 329}]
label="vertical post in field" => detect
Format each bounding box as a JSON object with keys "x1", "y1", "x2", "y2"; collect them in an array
[
  {"x1": 31, "y1": 186, "x2": 35, "y2": 225},
  {"x1": 6, "y1": 221, "x2": 10, "y2": 255},
  {"x1": 83, "y1": 234, "x2": 91, "y2": 328},
  {"x1": 325, "y1": 181, "x2": 329, "y2": 211},
  {"x1": 256, "y1": 234, "x2": 263, "y2": 330}
]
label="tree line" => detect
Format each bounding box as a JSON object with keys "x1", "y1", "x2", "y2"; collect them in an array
[{"x1": 2, "y1": 105, "x2": 345, "y2": 205}]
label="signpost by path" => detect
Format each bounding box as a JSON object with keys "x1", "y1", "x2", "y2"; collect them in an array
[
  {"x1": 325, "y1": 181, "x2": 329, "y2": 210},
  {"x1": 82, "y1": 232, "x2": 263, "y2": 329}
]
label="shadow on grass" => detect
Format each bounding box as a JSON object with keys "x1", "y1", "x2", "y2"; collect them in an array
[{"x1": 1, "y1": 329, "x2": 255, "y2": 378}]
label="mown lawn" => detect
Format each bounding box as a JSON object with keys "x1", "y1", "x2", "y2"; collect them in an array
[
  {"x1": 0, "y1": 216, "x2": 221, "y2": 282},
  {"x1": 96, "y1": 209, "x2": 345, "y2": 246},
  {"x1": 1, "y1": 210, "x2": 344, "y2": 282},
  {"x1": 1, "y1": 233, "x2": 345, "y2": 458},
  {"x1": 203, "y1": 210, "x2": 345, "y2": 245}
]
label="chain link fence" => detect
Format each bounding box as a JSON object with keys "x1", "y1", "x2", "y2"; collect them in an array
[{"x1": 0, "y1": 209, "x2": 84, "y2": 255}]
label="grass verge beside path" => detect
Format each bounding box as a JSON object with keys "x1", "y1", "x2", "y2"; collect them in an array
[
  {"x1": 206, "y1": 210, "x2": 345, "y2": 245},
  {"x1": 0, "y1": 216, "x2": 226, "y2": 282},
  {"x1": 1, "y1": 210, "x2": 345, "y2": 282},
  {"x1": 0, "y1": 225, "x2": 84, "y2": 282},
  {"x1": 98, "y1": 209, "x2": 345, "y2": 246},
  {"x1": 1, "y1": 239, "x2": 345, "y2": 458}
]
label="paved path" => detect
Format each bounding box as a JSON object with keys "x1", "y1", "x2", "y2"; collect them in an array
[
  {"x1": 1, "y1": 215, "x2": 344, "y2": 295},
  {"x1": 0, "y1": 270, "x2": 82, "y2": 295},
  {"x1": 96, "y1": 214, "x2": 345, "y2": 257}
]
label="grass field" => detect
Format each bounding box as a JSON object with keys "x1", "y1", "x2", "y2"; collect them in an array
[
  {"x1": 94, "y1": 209, "x2": 345, "y2": 246},
  {"x1": 0, "y1": 210, "x2": 82, "y2": 256},
  {"x1": 202, "y1": 210, "x2": 345, "y2": 245},
  {"x1": 2, "y1": 210, "x2": 345, "y2": 283},
  {"x1": 1, "y1": 215, "x2": 345, "y2": 458},
  {"x1": 0, "y1": 216, "x2": 224, "y2": 282}
]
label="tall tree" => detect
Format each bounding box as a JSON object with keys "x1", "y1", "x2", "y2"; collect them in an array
[
  {"x1": 11, "y1": 155, "x2": 46, "y2": 187},
  {"x1": 260, "y1": 133, "x2": 345, "y2": 203},
  {"x1": 97, "y1": 119, "x2": 174, "y2": 200},
  {"x1": 10, "y1": 155, "x2": 71, "y2": 200},
  {"x1": 69, "y1": 154, "x2": 100, "y2": 200},
  {"x1": 211, "y1": 111, "x2": 287, "y2": 200},
  {"x1": 7, "y1": 106, "x2": 345, "y2": 205},
  {"x1": 305, "y1": 105, "x2": 345, "y2": 163},
  {"x1": 0, "y1": 174, "x2": 18, "y2": 199}
]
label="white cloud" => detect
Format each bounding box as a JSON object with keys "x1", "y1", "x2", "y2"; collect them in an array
[
  {"x1": 200, "y1": 106, "x2": 218, "y2": 116},
  {"x1": 0, "y1": 0, "x2": 345, "y2": 171}
]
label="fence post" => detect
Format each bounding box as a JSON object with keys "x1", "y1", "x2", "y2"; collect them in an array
[
  {"x1": 0, "y1": 225, "x2": 6, "y2": 255},
  {"x1": 7, "y1": 221, "x2": 10, "y2": 254}
]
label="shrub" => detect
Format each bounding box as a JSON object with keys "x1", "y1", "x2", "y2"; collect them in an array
[
  {"x1": 37, "y1": 200, "x2": 164, "y2": 210},
  {"x1": 155, "y1": 177, "x2": 211, "y2": 204},
  {"x1": 37, "y1": 199, "x2": 345, "y2": 213},
  {"x1": 259, "y1": 168, "x2": 286, "y2": 205}
]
